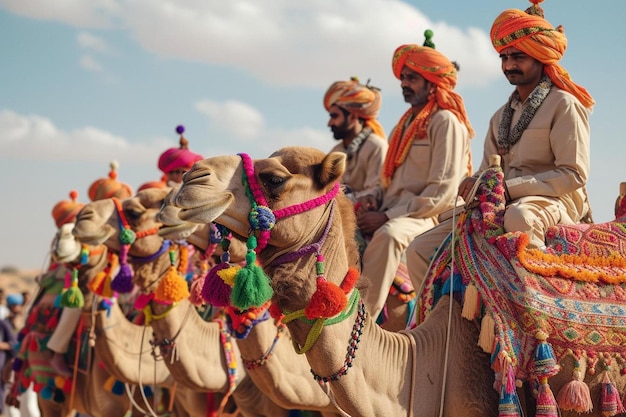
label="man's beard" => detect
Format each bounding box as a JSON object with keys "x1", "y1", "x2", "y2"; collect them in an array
[
  {"x1": 331, "y1": 122, "x2": 350, "y2": 140},
  {"x1": 403, "y1": 86, "x2": 429, "y2": 107}
]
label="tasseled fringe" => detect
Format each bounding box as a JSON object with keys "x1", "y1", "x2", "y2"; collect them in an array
[
  {"x1": 533, "y1": 331, "x2": 560, "y2": 378},
  {"x1": 556, "y1": 358, "x2": 592, "y2": 413},
  {"x1": 536, "y1": 380, "x2": 558, "y2": 417},
  {"x1": 154, "y1": 250, "x2": 190, "y2": 304},
  {"x1": 498, "y1": 364, "x2": 523, "y2": 417},
  {"x1": 479, "y1": 313, "x2": 495, "y2": 353},
  {"x1": 202, "y1": 262, "x2": 234, "y2": 307},
  {"x1": 231, "y1": 235, "x2": 273, "y2": 310},
  {"x1": 601, "y1": 371, "x2": 625, "y2": 416},
  {"x1": 111, "y1": 244, "x2": 134, "y2": 293},
  {"x1": 462, "y1": 283, "x2": 480, "y2": 320},
  {"x1": 60, "y1": 268, "x2": 84, "y2": 308}
]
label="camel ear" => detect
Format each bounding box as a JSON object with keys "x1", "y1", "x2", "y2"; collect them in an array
[{"x1": 318, "y1": 152, "x2": 346, "y2": 186}]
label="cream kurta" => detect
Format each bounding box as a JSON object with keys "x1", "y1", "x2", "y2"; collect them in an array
[
  {"x1": 407, "y1": 86, "x2": 592, "y2": 298},
  {"x1": 483, "y1": 86, "x2": 590, "y2": 220},
  {"x1": 362, "y1": 108, "x2": 471, "y2": 319},
  {"x1": 331, "y1": 132, "x2": 388, "y2": 200}
]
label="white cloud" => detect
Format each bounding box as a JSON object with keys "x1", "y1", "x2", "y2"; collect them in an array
[
  {"x1": 0, "y1": 109, "x2": 161, "y2": 164},
  {"x1": 77, "y1": 31, "x2": 110, "y2": 53},
  {"x1": 1, "y1": 0, "x2": 501, "y2": 90},
  {"x1": 80, "y1": 54, "x2": 104, "y2": 72},
  {"x1": 195, "y1": 99, "x2": 265, "y2": 140},
  {"x1": 0, "y1": 0, "x2": 119, "y2": 29}
]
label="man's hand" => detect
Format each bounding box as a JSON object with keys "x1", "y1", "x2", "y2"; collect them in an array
[
  {"x1": 356, "y1": 195, "x2": 379, "y2": 215},
  {"x1": 356, "y1": 211, "x2": 388, "y2": 235},
  {"x1": 458, "y1": 176, "x2": 477, "y2": 201}
]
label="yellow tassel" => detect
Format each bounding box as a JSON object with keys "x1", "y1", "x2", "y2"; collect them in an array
[
  {"x1": 462, "y1": 283, "x2": 480, "y2": 320},
  {"x1": 216, "y1": 265, "x2": 241, "y2": 286},
  {"x1": 478, "y1": 313, "x2": 495, "y2": 353}
]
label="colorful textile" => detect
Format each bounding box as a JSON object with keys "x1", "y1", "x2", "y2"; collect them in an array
[
  {"x1": 418, "y1": 163, "x2": 626, "y2": 408},
  {"x1": 323, "y1": 77, "x2": 385, "y2": 139},
  {"x1": 490, "y1": 1, "x2": 594, "y2": 109}
]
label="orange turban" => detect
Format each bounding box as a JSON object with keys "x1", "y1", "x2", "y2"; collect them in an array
[
  {"x1": 158, "y1": 125, "x2": 203, "y2": 175},
  {"x1": 323, "y1": 78, "x2": 386, "y2": 138},
  {"x1": 490, "y1": 0, "x2": 594, "y2": 109},
  {"x1": 88, "y1": 161, "x2": 134, "y2": 201},
  {"x1": 391, "y1": 40, "x2": 474, "y2": 139},
  {"x1": 51, "y1": 190, "x2": 85, "y2": 228}
]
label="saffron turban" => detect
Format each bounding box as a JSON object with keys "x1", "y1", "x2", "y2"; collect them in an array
[
  {"x1": 88, "y1": 160, "x2": 134, "y2": 201},
  {"x1": 323, "y1": 78, "x2": 386, "y2": 138},
  {"x1": 391, "y1": 35, "x2": 474, "y2": 139},
  {"x1": 490, "y1": 0, "x2": 594, "y2": 109},
  {"x1": 51, "y1": 190, "x2": 85, "y2": 228},
  {"x1": 158, "y1": 125, "x2": 203, "y2": 174}
]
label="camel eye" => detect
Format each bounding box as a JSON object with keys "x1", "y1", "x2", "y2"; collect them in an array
[{"x1": 260, "y1": 173, "x2": 285, "y2": 188}]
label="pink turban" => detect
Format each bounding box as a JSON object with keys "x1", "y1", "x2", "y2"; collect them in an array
[
  {"x1": 323, "y1": 78, "x2": 386, "y2": 138},
  {"x1": 158, "y1": 125, "x2": 203, "y2": 174},
  {"x1": 490, "y1": 0, "x2": 594, "y2": 109}
]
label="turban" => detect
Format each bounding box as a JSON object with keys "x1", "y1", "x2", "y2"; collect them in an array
[
  {"x1": 391, "y1": 33, "x2": 474, "y2": 139},
  {"x1": 384, "y1": 30, "x2": 474, "y2": 185},
  {"x1": 323, "y1": 78, "x2": 386, "y2": 138},
  {"x1": 158, "y1": 125, "x2": 203, "y2": 174},
  {"x1": 490, "y1": 0, "x2": 594, "y2": 109},
  {"x1": 52, "y1": 190, "x2": 85, "y2": 228},
  {"x1": 88, "y1": 160, "x2": 134, "y2": 201},
  {"x1": 6, "y1": 293, "x2": 23, "y2": 307}
]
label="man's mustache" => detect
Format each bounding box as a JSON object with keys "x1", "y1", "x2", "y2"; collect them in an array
[
  {"x1": 402, "y1": 88, "x2": 414, "y2": 95},
  {"x1": 504, "y1": 70, "x2": 523, "y2": 76}
]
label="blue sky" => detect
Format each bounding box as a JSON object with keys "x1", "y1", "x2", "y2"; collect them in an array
[{"x1": 1, "y1": 0, "x2": 624, "y2": 270}]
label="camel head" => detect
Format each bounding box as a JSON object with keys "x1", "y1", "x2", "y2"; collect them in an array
[
  {"x1": 174, "y1": 146, "x2": 361, "y2": 312},
  {"x1": 73, "y1": 187, "x2": 170, "y2": 255},
  {"x1": 175, "y1": 146, "x2": 346, "y2": 248}
]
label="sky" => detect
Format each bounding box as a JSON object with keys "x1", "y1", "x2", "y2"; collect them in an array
[{"x1": 1, "y1": 0, "x2": 624, "y2": 271}]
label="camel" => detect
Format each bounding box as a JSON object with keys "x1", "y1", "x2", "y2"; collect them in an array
[
  {"x1": 13, "y1": 243, "x2": 170, "y2": 417},
  {"x1": 170, "y1": 147, "x2": 497, "y2": 417},
  {"x1": 172, "y1": 146, "x2": 626, "y2": 417},
  {"x1": 156, "y1": 186, "x2": 343, "y2": 416},
  {"x1": 71, "y1": 188, "x2": 294, "y2": 417}
]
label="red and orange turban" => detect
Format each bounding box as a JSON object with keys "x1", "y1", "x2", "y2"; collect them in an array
[
  {"x1": 323, "y1": 78, "x2": 386, "y2": 138},
  {"x1": 51, "y1": 190, "x2": 85, "y2": 228},
  {"x1": 383, "y1": 30, "x2": 474, "y2": 185},
  {"x1": 391, "y1": 38, "x2": 474, "y2": 140},
  {"x1": 158, "y1": 125, "x2": 203, "y2": 175},
  {"x1": 490, "y1": 0, "x2": 594, "y2": 109},
  {"x1": 88, "y1": 161, "x2": 134, "y2": 201}
]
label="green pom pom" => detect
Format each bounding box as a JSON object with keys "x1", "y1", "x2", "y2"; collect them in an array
[
  {"x1": 423, "y1": 29, "x2": 435, "y2": 49},
  {"x1": 60, "y1": 285, "x2": 84, "y2": 309},
  {"x1": 119, "y1": 228, "x2": 136, "y2": 245},
  {"x1": 230, "y1": 264, "x2": 273, "y2": 310}
]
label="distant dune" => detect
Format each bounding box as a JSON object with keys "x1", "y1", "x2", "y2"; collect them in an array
[{"x1": 0, "y1": 267, "x2": 41, "y2": 300}]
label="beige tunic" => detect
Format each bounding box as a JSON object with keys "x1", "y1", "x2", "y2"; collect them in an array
[
  {"x1": 362, "y1": 108, "x2": 471, "y2": 319},
  {"x1": 330, "y1": 132, "x2": 388, "y2": 200},
  {"x1": 376, "y1": 109, "x2": 472, "y2": 219},
  {"x1": 482, "y1": 86, "x2": 591, "y2": 221}
]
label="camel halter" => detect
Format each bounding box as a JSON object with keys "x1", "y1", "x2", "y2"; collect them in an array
[
  {"x1": 239, "y1": 153, "x2": 362, "y2": 417},
  {"x1": 111, "y1": 197, "x2": 160, "y2": 293}
]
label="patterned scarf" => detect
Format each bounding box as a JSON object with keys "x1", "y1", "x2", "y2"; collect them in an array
[{"x1": 497, "y1": 75, "x2": 552, "y2": 155}]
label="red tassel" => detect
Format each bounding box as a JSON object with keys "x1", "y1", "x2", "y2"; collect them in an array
[
  {"x1": 304, "y1": 277, "x2": 346, "y2": 319},
  {"x1": 601, "y1": 371, "x2": 625, "y2": 416},
  {"x1": 536, "y1": 380, "x2": 558, "y2": 416},
  {"x1": 339, "y1": 267, "x2": 359, "y2": 293}
]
